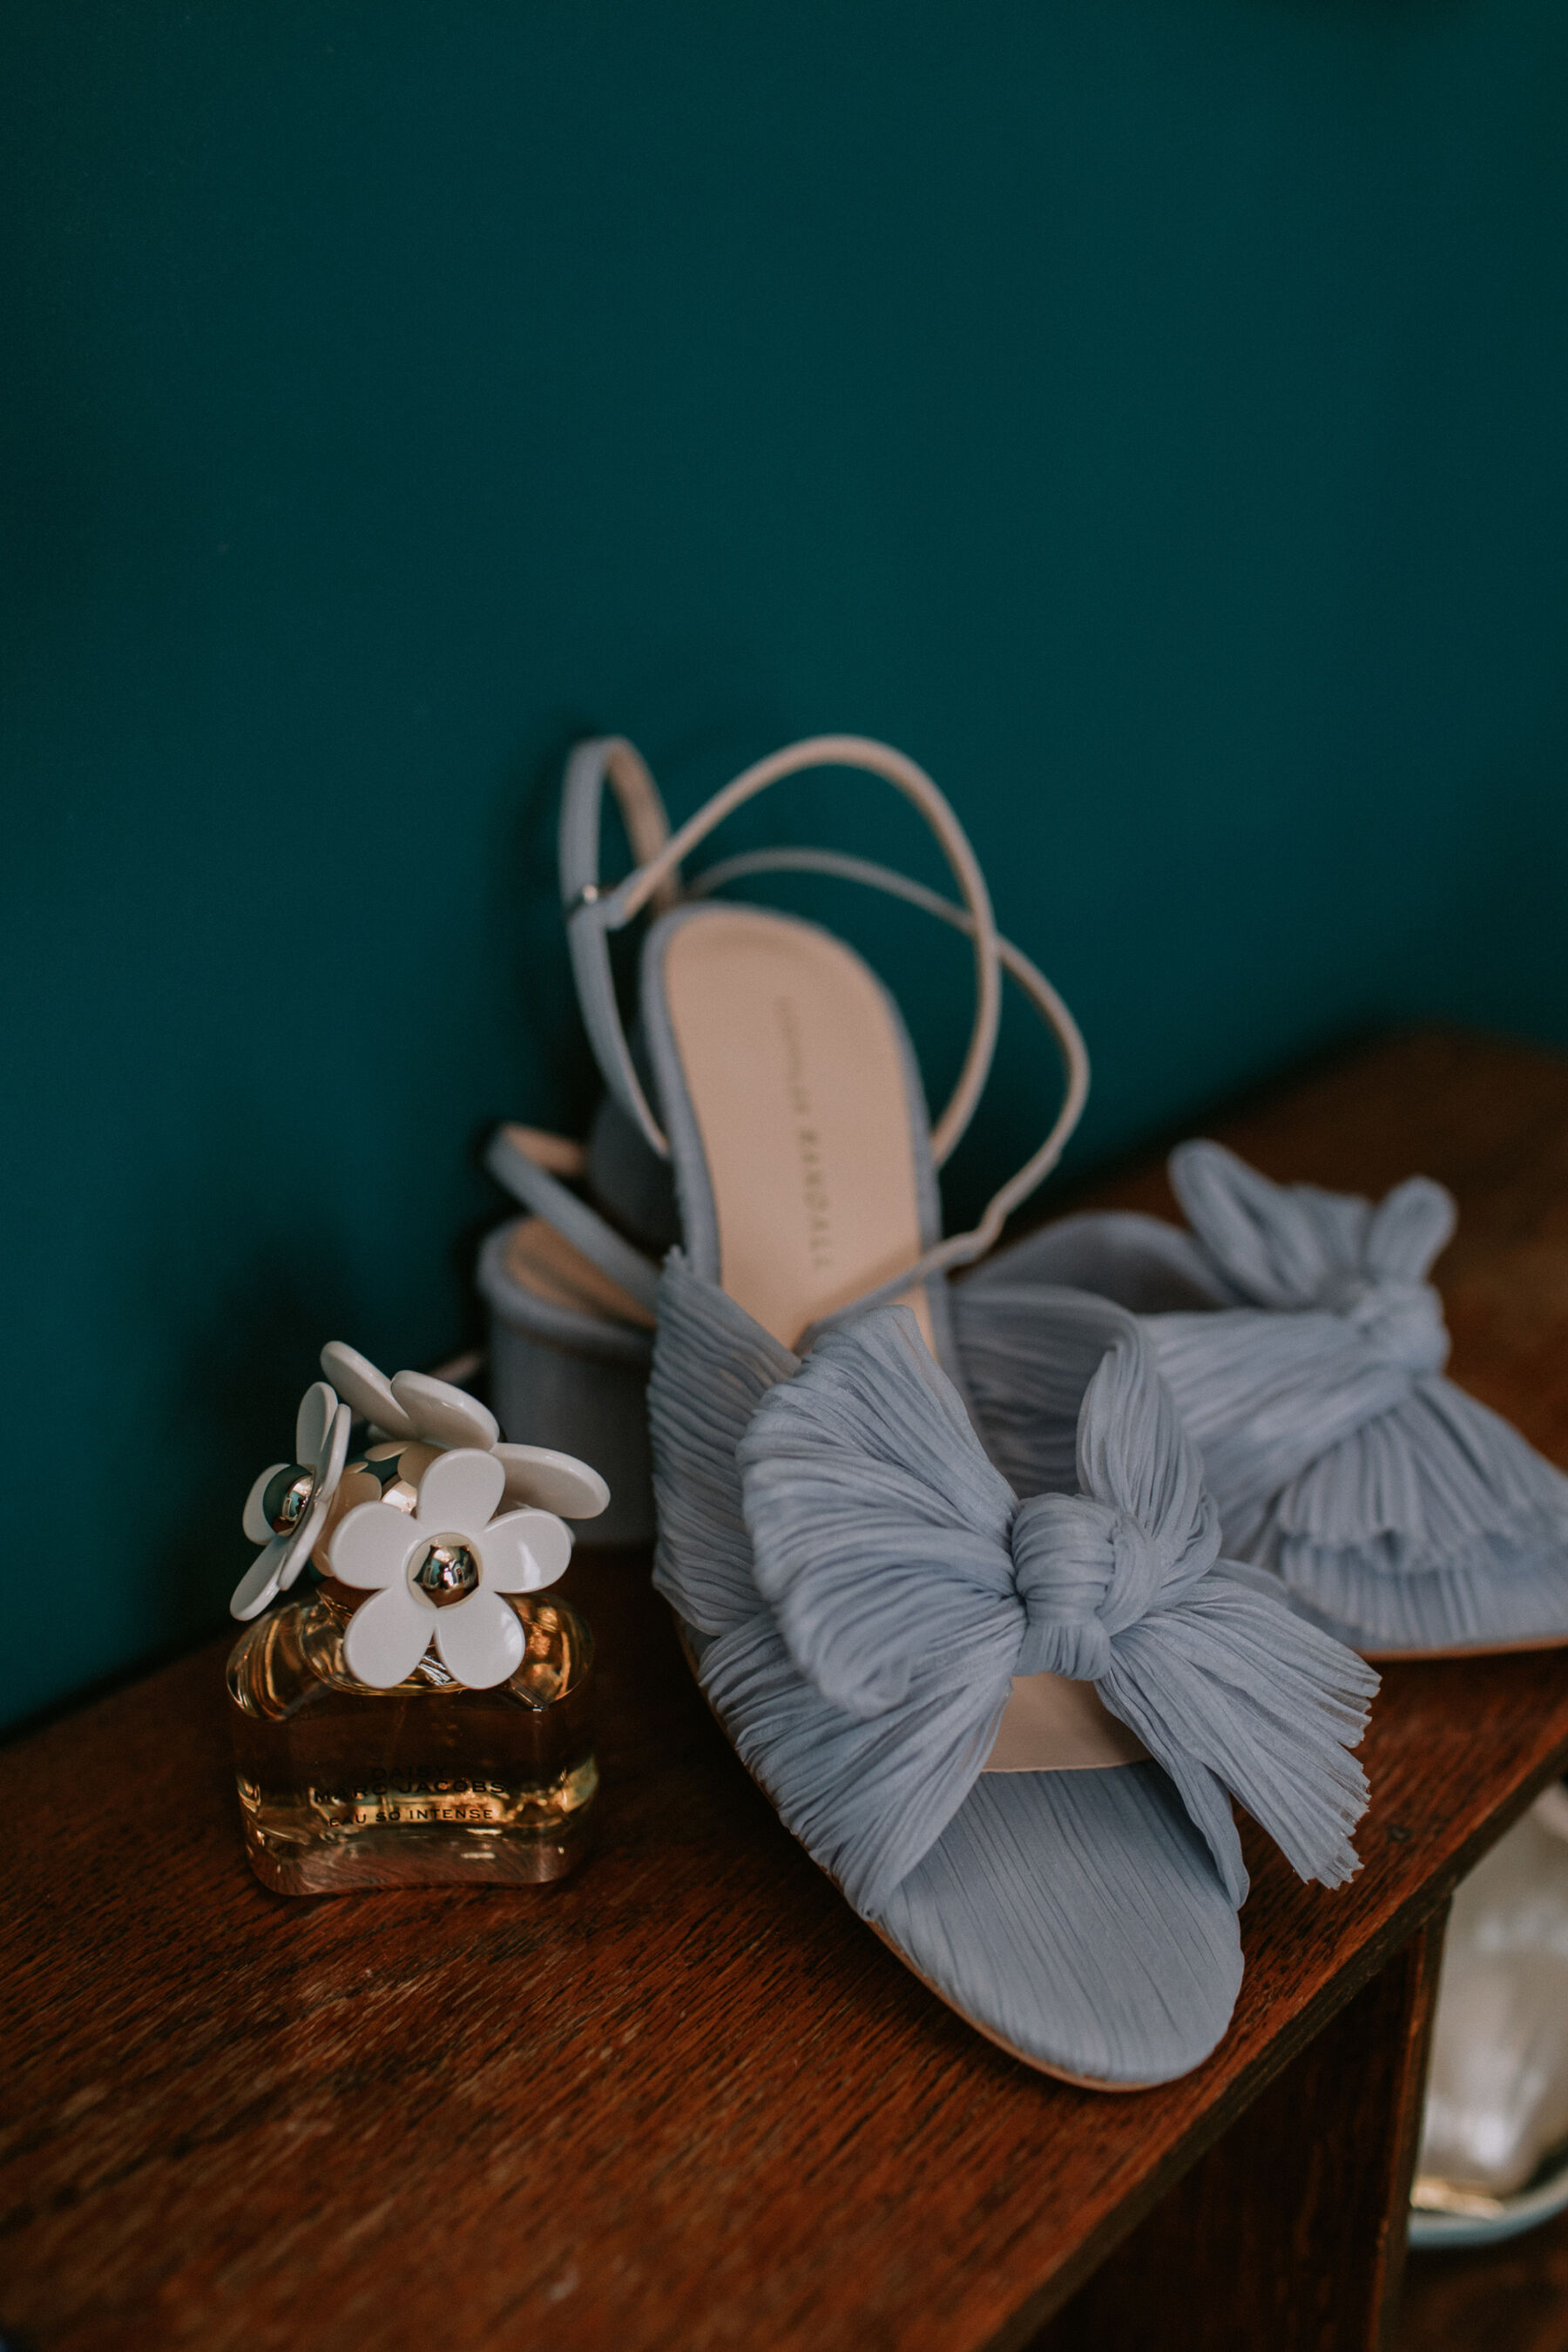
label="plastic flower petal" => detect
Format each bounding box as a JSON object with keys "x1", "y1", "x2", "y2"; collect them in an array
[
  {"x1": 320, "y1": 1342, "x2": 416, "y2": 1440},
  {"x1": 320, "y1": 1342, "x2": 498, "y2": 1451},
  {"x1": 230, "y1": 1534, "x2": 295, "y2": 1622},
  {"x1": 229, "y1": 1389, "x2": 352, "y2": 1622},
  {"x1": 275, "y1": 1398, "x2": 351, "y2": 1598},
  {"x1": 416, "y1": 1445, "x2": 506, "y2": 1535},
  {"x1": 480, "y1": 1509, "x2": 573, "y2": 1592},
  {"x1": 344, "y1": 1584, "x2": 436, "y2": 1688},
  {"x1": 432, "y1": 1588, "x2": 526, "y2": 1688},
  {"x1": 295, "y1": 1380, "x2": 337, "y2": 1471},
  {"x1": 392, "y1": 1370, "x2": 498, "y2": 1453},
  {"x1": 318, "y1": 1341, "x2": 608, "y2": 1523},
  {"x1": 494, "y1": 1443, "x2": 610, "y2": 1520},
  {"x1": 332, "y1": 1497, "x2": 425, "y2": 1591}
]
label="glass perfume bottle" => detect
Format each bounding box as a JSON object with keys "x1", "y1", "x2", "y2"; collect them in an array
[
  {"x1": 226, "y1": 1346, "x2": 608, "y2": 1896},
  {"x1": 227, "y1": 1578, "x2": 596, "y2": 1894}
]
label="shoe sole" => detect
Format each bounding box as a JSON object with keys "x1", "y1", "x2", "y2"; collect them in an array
[
  {"x1": 865, "y1": 1920, "x2": 1166, "y2": 2092},
  {"x1": 1360, "y1": 1632, "x2": 1568, "y2": 1662}
]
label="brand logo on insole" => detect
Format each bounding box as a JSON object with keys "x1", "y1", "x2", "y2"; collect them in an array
[{"x1": 774, "y1": 996, "x2": 835, "y2": 1272}]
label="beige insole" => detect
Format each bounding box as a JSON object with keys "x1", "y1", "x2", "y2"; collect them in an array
[
  {"x1": 662, "y1": 907, "x2": 935, "y2": 1352},
  {"x1": 659, "y1": 904, "x2": 1145, "y2": 1779}
]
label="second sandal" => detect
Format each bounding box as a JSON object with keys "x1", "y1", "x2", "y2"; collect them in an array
[{"x1": 960, "y1": 1141, "x2": 1568, "y2": 1657}]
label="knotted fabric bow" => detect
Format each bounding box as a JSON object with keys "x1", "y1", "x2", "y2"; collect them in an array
[
  {"x1": 1121, "y1": 1144, "x2": 1568, "y2": 1645},
  {"x1": 649, "y1": 1254, "x2": 1375, "y2": 1919},
  {"x1": 1145, "y1": 1142, "x2": 1458, "y2": 1531}
]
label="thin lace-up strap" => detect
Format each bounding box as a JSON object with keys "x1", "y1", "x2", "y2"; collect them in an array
[
  {"x1": 563, "y1": 735, "x2": 1004, "y2": 1168},
  {"x1": 484, "y1": 1124, "x2": 663, "y2": 1315},
  {"x1": 559, "y1": 734, "x2": 680, "y2": 912},
  {"x1": 560, "y1": 736, "x2": 685, "y2": 1163},
  {"x1": 494, "y1": 843, "x2": 1091, "y2": 1330},
  {"x1": 688, "y1": 846, "x2": 1089, "y2": 1261}
]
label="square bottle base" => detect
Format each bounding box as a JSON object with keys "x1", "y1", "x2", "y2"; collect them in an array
[{"x1": 228, "y1": 1586, "x2": 598, "y2": 1897}]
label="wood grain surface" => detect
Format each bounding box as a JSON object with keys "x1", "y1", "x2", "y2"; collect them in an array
[
  {"x1": 1033, "y1": 1911, "x2": 1448, "y2": 2352},
  {"x1": 6, "y1": 1027, "x2": 1568, "y2": 2352}
]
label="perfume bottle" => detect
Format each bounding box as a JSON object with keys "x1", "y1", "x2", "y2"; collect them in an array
[
  {"x1": 226, "y1": 1342, "x2": 609, "y2": 1896},
  {"x1": 227, "y1": 1580, "x2": 596, "y2": 1894}
]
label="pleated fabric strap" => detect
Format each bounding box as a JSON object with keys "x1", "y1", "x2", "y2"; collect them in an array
[{"x1": 652, "y1": 1251, "x2": 1377, "y2": 1916}]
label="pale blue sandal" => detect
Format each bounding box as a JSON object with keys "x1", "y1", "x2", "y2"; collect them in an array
[
  {"x1": 961, "y1": 1141, "x2": 1568, "y2": 1658},
  {"x1": 516, "y1": 736, "x2": 1376, "y2": 2086}
]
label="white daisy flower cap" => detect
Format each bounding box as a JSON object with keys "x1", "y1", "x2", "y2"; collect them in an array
[
  {"x1": 321, "y1": 1340, "x2": 611, "y2": 1520},
  {"x1": 330, "y1": 1447, "x2": 572, "y2": 1690},
  {"x1": 320, "y1": 1341, "x2": 502, "y2": 1453},
  {"x1": 229, "y1": 1342, "x2": 606, "y2": 1652}
]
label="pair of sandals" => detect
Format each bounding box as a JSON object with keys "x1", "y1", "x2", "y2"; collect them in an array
[{"x1": 481, "y1": 734, "x2": 1568, "y2": 2090}]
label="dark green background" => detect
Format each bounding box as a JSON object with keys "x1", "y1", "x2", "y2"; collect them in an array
[{"x1": 5, "y1": 0, "x2": 1567, "y2": 1728}]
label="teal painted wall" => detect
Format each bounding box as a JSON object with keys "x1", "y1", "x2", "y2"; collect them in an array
[{"x1": 5, "y1": 0, "x2": 1567, "y2": 1727}]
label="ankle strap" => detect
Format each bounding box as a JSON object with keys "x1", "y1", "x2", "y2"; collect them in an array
[
  {"x1": 559, "y1": 735, "x2": 680, "y2": 914},
  {"x1": 559, "y1": 737, "x2": 681, "y2": 1170},
  {"x1": 484, "y1": 1124, "x2": 663, "y2": 1315},
  {"x1": 563, "y1": 734, "x2": 1003, "y2": 1169}
]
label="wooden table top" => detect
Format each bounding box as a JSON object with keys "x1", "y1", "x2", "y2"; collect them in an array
[{"x1": 8, "y1": 1027, "x2": 1568, "y2": 2352}]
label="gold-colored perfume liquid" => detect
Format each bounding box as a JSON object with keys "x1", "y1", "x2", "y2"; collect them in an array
[{"x1": 227, "y1": 1583, "x2": 596, "y2": 1895}]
